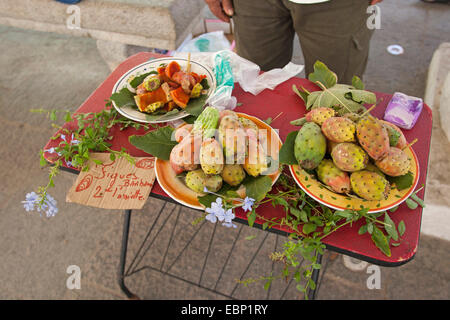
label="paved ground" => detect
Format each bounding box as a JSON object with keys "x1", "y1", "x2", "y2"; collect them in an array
[{"x1": 0, "y1": 0, "x2": 449, "y2": 300}]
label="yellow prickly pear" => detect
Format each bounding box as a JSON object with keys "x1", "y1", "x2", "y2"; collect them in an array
[
  {"x1": 200, "y1": 138, "x2": 224, "y2": 175},
  {"x1": 350, "y1": 170, "x2": 391, "y2": 201},
  {"x1": 221, "y1": 164, "x2": 246, "y2": 186}
]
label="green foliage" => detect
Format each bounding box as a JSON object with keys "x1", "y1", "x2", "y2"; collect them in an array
[{"x1": 129, "y1": 126, "x2": 177, "y2": 160}]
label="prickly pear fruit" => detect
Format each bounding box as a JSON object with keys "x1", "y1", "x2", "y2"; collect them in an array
[
  {"x1": 244, "y1": 141, "x2": 268, "y2": 177},
  {"x1": 219, "y1": 109, "x2": 238, "y2": 122},
  {"x1": 174, "y1": 123, "x2": 193, "y2": 143},
  {"x1": 239, "y1": 117, "x2": 259, "y2": 134},
  {"x1": 316, "y1": 159, "x2": 351, "y2": 194},
  {"x1": 200, "y1": 138, "x2": 224, "y2": 175},
  {"x1": 221, "y1": 164, "x2": 246, "y2": 186},
  {"x1": 321, "y1": 117, "x2": 356, "y2": 143},
  {"x1": 170, "y1": 134, "x2": 201, "y2": 174},
  {"x1": 218, "y1": 115, "x2": 247, "y2": 163},
  {"x1": 327, "y1": 140, "x2": 339, "y2": 154},
  {"x1": 305, "y1": 107, "x2": 336, "y2": 126},
  {"x1": 193, "y1": 106, "x2": 220, "y2": 139},
  {"x1": 364, "y1": 162, "x2": 385, "y2": 178},
  {"x1": 185, "y1": 169, "x2": 206, "y2": 193},
  {"x1": 356, "y1": 115, "x2": 390, "y2": 160},
  {"x1": 205, "y1": 175, "x2": 223, "y2": 192},
  {"x1": 350, "y1": 170, "x2": 391, "y2": 201},
  {"x1": 375, "y1": 147, "x2": 411, "y2": 177},
  {"x1": 343, "y1": 112, "x2": 361, "y2": 122},
  {"x1": 331, "y1": 142, "x2": 369, "y2": 172},
  {"x1": 380, "y1": 120, "x2": 407, "y2": 149},
  {"x1": 294, "y1": 122, "x2": 326, "y2": 170}
]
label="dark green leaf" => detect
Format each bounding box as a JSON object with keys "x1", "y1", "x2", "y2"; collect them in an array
[
  {"x1": 387, "y1": 172, "x2": 414, "y2": 191},
  {"x1": 247, "y1": 209, "x2": 256, "y2": 228},
  {"x1": 184, "y1": 94, "x2": 208, "y2": 116},
  {"x1": 129, "y1": 126, "x2": 177, "y2": 160},
  {"x1": 371, "y1": 226, "x2": 391, "y2": 257},
  {"x1": 200, "y1": 78, "x2": 210, "y2": 90},
  {"x1": 358, "y1": 224, "x2": 368, "y2": 235},
  {"x1": 110, "y1": 88, "x2": 137, "y2": 109},
  {"x1": 243, "y1": 175, "x2": 273, "y2": 202},
  {"x1": 384, "y1": 212, "x2": 399, "y2": 241},
  {"x1": 279, "y1": 130, "x2": 298, "y2": 165},
  {"x1": 303, "y1": 223, "x2": 317, "y2": 235},
  {"x1": 129, "y1": 71, "x2": 158, "y2": 88},
  {"x1": 183, "y1": 115, "x2": 198, "y2": 124}
]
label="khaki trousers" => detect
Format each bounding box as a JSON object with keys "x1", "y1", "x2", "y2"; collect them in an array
[{"x1": 232, "y1": 0, "x2": 374, "y2": 84}]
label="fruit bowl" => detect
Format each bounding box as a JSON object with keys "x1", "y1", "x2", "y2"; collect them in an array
[
  {"x1": 289, "y1": 141, "x2": 419, "y2": 213},
  {"x1": 155, "y1": 112, "x2": 282, "y2": 210}
]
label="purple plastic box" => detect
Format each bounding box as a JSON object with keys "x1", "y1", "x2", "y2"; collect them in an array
[{"x1": 384, "y1": 92, "x2": 423, "y2": 130}]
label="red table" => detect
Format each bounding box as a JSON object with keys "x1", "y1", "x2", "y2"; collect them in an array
[{"x1": 44, "y1": 52, "x2": 432, "y2": 298}]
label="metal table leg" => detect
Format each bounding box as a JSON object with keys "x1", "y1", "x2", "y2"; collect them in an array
[
  {"x1": 118, "y1": 209, "x2": 139, "y2": 299},
  {"x1": 307, "y1": 252, "x2": 323, "y2": 300}
]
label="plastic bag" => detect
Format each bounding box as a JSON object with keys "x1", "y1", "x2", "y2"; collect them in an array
[
  {"x1": 176, "y1": 31, "x2": 231, "y2": 53},
  {"x1": 174, "y1": 50, "x2": 304, "y2": 110}
]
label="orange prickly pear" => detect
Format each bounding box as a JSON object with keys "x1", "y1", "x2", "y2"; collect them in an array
[
  {"x1": 375, "y1": 147, "x2": 411, "y2": 177},
  {"x1": 169, "y1": 134, "x2": 201, "y2": 173},
  {"x1": 321, "y1": 117, "x2": 356, "y2": 143},
  {"x1": 331, "y1": 142, "x2": 369, "y2": 172}
]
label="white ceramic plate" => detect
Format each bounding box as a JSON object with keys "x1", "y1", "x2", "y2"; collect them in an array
[{"x1": 111, "y1": 57, "x2": 216, "y2": 123}]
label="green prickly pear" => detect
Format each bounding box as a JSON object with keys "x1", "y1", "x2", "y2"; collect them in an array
[
  {"x1": 294, "y1": 122, "x2": 326, "y2": 170},
  {"x1": 218, "y1": 115, "x2": 247, "y2": 164},
  {"x1": 321, "y1": 117, "x2": 356, "y2": 143},
  {"x1": 193, "y1": 106, "x2": 220, "y2": 139},
  {"x1": 316, "y1": 159, "x2": 351, "y2": 194},
  {"x1": 200, "y1": 138, "x2": 224, "y2": 175},
  {"x1": 331, "y1": 142, "x2": 369, "y2": 172},
  {"x1": 350, "y1": 170, "x2": 391, "y2": 201},
  {"x1": 375, "y1": 147, "x2": 411, "y2": 177},
  {"x1": 205, "y1": 175, "x2": 223, "y2": 192},
  {"x1": 356, "y1": 115, "x2": 390, "y2": 160},
  {"x1": 185, "y1": 169, "x2": 206, "y2": 193},
  {"x1": 221, "y1": 164, "x2": 246, "y2": 186}
]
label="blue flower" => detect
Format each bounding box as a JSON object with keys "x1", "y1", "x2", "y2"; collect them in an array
[
  {"x1": 205, "y1": 198, "x2": 225, "y2": 224},
  {"x1": 22, "y1": 192, "x2": 58, "y2": 218},
  {"x1": 223, "y1": 221, "x2": 237, "y2": 228},
  {"x1": 70, "y1": 133, "x2": 80, "y2": 145},
  {"x1": 241, "y1": 197, "x2": 255, "y2": 212}
]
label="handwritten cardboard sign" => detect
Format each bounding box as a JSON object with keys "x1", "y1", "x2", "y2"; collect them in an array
[{"x1": 66, "y1": 153, "x2": 156, "y2": 210}]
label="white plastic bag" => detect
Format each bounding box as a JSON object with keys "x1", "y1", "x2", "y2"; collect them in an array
[{"x1": 174, "y1": 50, "x2": 304, "y2": 110}]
